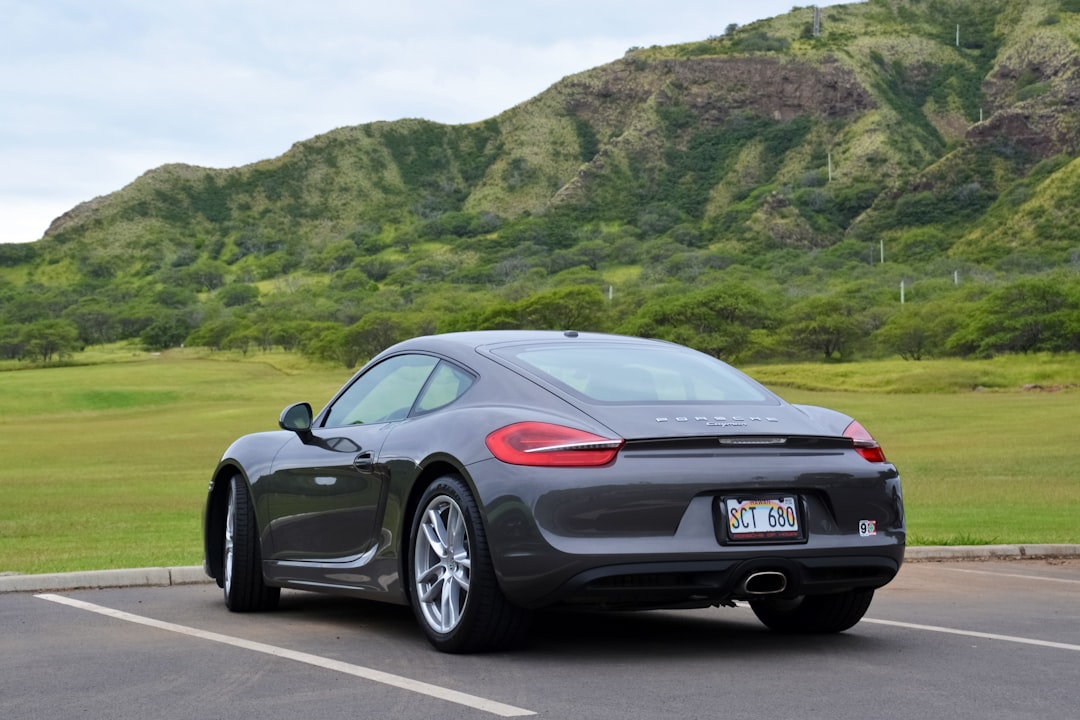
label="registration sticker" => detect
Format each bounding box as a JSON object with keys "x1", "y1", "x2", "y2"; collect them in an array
[
  {"x1": 859, "y1": 520, "x2": 877, "y2": 537},
  {"x1": 723, "y1": 496, "x2": 801, "y2": 542}
]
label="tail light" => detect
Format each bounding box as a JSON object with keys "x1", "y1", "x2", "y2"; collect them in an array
[
  {"x1": 485, "y1": 422, "x2": 624, "y2": 467},
  {"x1": 844, "y1": 420, "x2": 887, "y2": 463}
]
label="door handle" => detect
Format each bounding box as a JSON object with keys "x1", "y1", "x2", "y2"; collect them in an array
[{"x1": 353, "y1": 452, "x2": 374, "y2": 470}]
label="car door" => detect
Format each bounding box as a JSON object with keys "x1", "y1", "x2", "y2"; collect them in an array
[{"x1": 262, "y1": 353, "x2": 440, "y2": 565}]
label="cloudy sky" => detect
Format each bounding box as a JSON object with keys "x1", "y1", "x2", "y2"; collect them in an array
[{"x1": 1, "y1": 0, "x2": 851, "y2": 244}]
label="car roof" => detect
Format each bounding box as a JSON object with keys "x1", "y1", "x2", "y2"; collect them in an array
[{"x1": 386, "y1": 330, "x2": 670, "y2": 356}]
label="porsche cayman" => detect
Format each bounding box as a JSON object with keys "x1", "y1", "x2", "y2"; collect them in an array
[{"x1": 203, "y1": 330, "x2": 905, "y2": 653}]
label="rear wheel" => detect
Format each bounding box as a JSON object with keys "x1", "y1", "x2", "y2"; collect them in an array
[
  {"x1": 750, "y1": 589, "x2": 874, "y2": 634},
  {"x1": 223, "y1": 475, "x2": 280, "y2": 612},
  {"x1": 408, "y1": 475, "x2": 530, "y2": 653}
]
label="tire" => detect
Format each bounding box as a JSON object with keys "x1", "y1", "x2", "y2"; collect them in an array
[
  {"x1": 750, "y1": 589, "x2": 874, "y2": 634},
  {"x1": 408, "y1": 475, "x2": 531, "y2": 653},
  {"x1": 223, "y1": 475, "x2": 280, "y2": 612}
]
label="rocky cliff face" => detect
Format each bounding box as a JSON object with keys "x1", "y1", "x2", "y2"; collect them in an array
[
  {"x1": 564, "y1": 55, "x2": 876, "y2": 126},
  {"x1": 971, "y1": 32, "x2": 1080, "y2": 158},
  {"x1": 655, "y1": 56, "x2": 875, "y2": 123}
]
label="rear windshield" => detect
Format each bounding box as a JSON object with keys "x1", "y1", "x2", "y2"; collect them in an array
[{"x1": 496, "y1": 344, "x2": 774, "y2": 404}]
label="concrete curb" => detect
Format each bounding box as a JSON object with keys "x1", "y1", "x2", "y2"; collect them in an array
[
  {"x1": 2, "y1": 545, "x2": 1078, "y2": 594},
  {"x1": 903, "y1": 544, "x2": 1080, "y2": 562},
  {"x1": 0, "y1": 566, "x2": 211, "y2": 594}
]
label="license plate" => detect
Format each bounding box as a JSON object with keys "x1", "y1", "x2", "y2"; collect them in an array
[{"x1": 723, "y1": 496, "x2": 801, "y2": 542}]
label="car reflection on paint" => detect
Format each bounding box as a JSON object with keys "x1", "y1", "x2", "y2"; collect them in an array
[{"x1": 203, "y1": 330, "x2": 904, "y2": 653}]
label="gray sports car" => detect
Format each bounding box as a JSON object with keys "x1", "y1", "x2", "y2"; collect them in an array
[{"x1": 203, "y1": 330, "x2": 904, "y2": 653}]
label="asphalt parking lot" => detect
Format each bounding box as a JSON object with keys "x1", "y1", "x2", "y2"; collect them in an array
[{"x1": 2, "y1": 554, "x2": 1077, "y2": 719}]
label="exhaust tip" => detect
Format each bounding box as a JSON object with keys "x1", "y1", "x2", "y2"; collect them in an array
[{"x1": 740, "y1": 570, "x2": 788, "y2": 595}]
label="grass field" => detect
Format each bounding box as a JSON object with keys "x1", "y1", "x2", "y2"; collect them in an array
[
  {"x1": 0, "y1": 350, "x2": 348, "y2": 574},
  {"x1": 0, "y1": 350, "x2": 1077, "y2": 574}
]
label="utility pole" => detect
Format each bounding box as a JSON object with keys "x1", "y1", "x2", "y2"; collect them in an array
[{"x1": 813, "y1": 6, "x2": 822, "y2": 37}]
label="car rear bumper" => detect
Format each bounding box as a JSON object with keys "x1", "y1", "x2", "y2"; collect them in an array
[
  {"x1": 469, "y1": 448, "x2": 905, "y2": 608},
  {"x1": 532, "y1": 552, "x2": 903, "y2": 609}
]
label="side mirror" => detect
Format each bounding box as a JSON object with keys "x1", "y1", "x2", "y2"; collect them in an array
[{"x1": 279, "y1": 402, "x2": 313, "y2": 433}]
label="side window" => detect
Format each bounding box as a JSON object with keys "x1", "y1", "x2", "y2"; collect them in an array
[
  {"x1": 323, "y1": 354, "x2": 438, "y2": 427},
  {"x1": 415, "y1": 362, "x2": 474, "y2": 414}
]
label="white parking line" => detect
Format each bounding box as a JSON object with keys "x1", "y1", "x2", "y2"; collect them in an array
[
  {"x1": 862, "y1": 618, "x2": 1080, "y2": 653},
  {"x1": 934, "y1": 567, "x2": 1080, "y2": 585},
  {"x1": 36, "y1": 593, "x2": 535, "y2": 717}
]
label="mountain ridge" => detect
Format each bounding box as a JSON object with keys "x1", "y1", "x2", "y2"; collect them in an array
[
  {"x1": 3, "y1": 0, "x2": 1079, "y2": 365},
  {"x1": 33, "y1": 0, "x2": 1080, "y2": 261}
]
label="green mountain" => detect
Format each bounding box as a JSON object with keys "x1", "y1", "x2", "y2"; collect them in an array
[{"x1": 3, "y1": 0, "x2": 1079, "y2": 366}]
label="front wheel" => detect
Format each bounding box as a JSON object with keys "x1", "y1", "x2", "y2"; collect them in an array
[
  {"x1": 408, "y1": 475, "x2": 530, "y2": 653},
  {"x1": 750, "y1": 589, "x2": 874, "y2": 634},
  {"x1": 223, "y1": 475, "x2": 280, "y2": 612}
]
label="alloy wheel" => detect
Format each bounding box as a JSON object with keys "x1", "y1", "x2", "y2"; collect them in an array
[
  {"x1": 223, "y1": 484, "x2": 236, "y2": 596},
  {"x1": 413, "y1": 494, "x2": 472, "y2": 634}
]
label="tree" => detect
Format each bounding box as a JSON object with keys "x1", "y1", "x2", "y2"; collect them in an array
[
  {"x1": 308, "y1": 313, "x2": 417, "y2": 368},
  {"x1": 782, "y1": 296, "x2": 865, "y2": 360},
  {"x1": 947, "y1": 278, "x2": 1079, "y2": 356},
  {"x1": 516, "y1": 286, "x2": 607, "y2": 331},
  {"x1": 180, "y1": 258, "x2": 228, "y2": 292},
  {"x1": 311, "y1": 239, "x2": 359, "y2": 274},
  {"x1": 270, "y1": 320, "x2": 337, "y2": 352},
  {"x1": 63, "y1": 297, "x2": 119, "y2": 346},
  {"x1": 218, "y1": 283, "x2": 261, "y2": 308},
  {"x1": 21, "y1": 320, "x2": 81, "y2": 362},
  {"x1": 2, "y1": 285, "x2": 73, "y2": 324},
  {"x1": 0, "y1": 324, "x2": 25, "y2": 360},
  {"x1": 223, "y1": 323, "x2": 260, "y2": 355},
  {"x1": 620, "y1": 283, "x2": 778, "y2": 360},
  {"x1": 186, "y1": 317, "x2": 241, "y2": 351},
  {"x1": 874, "y1": 302, "x2": 961, "y2": 360},
  {"x1": 141, "y1": 313, "x2": 195, "y2": 351}
]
